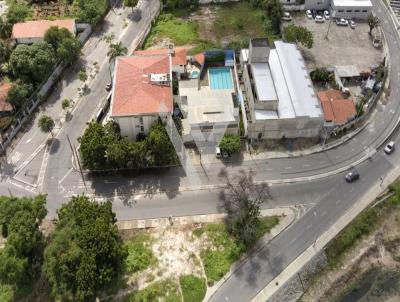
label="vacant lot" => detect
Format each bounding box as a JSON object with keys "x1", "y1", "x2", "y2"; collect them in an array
[
  {"x1": 144, "y1": 2, "x2": 268, "y2": 53},
  {"x1": 292, "y1": 14, "x2": 383, "y2": 69}
]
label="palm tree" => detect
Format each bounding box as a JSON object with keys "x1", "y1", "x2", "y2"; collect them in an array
[
  {"x1": 367, "y1": 14, "x2": 380, "y2": 35},
  {"x1": 38, "y1": 115, "x2": 55, "y2": 138},
  {"x1": 107, "y1": 42, "x2": 128, "y2": 78}
]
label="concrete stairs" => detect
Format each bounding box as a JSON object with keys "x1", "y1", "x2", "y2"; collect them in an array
[{"x1": 390, "y1": 0, "x2": 400, "y2": 21}]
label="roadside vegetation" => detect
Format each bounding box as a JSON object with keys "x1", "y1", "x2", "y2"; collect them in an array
[
  {"x1": 124, "y1": 279, "x2": 181, "y2": 302},
  {"x1": 144, "y1": 0, "x2": 283, "y2": 53},
  {"x1": 180, "y1": 275, "x2": 207, "y2": 302},
  {"x1": 79, "y1": 120, "x2": 179, "y2": 171},
  {"x1": 125, "y1": 233, "x2": 156, "y2": 273}
]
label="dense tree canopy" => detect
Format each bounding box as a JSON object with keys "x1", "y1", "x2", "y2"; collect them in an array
[
  {"x1": 6, "y1": 82, "x2": 33, "y2": 109},
  {"x1": 44, "y1": 196, "x2": 126, "y2": 302},
  {"x1": 283, "y1": 24, "x2": 313, "y2": 48},
  {"x1": 44, "y1": 26, "x2": 81, "y2": 64},
  {"x1": 0, "y1": 195, "x2": 47, "y2": 300},
  {"x1": 124, "y1": 0, "x2": 139, "y2": 12},
  {"x1": 80, "y1": 120, "x2": 178, "y2": 170},
  {"x1": 77, "y1": 0, "x2": 108, "y2": 25},
  {"x1": 6, "y1": 2, "x2": 31, "y2": 25},
  {"x1": 219, "y1": 134, "x2": 241, "y2": 155},
  {"x1": 38, "y1": 115, "x2": 55, "y2": 136},
  {"x1": 9, "y1": 42, "x2": 56, "y2": 83}
]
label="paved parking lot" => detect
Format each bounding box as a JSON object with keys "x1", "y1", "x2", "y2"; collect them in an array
[{"x1": 291, "y1": 13, "x2": 383, "y2": 70}]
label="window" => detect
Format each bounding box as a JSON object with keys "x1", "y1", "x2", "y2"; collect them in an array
[
  {"x1": 139, "y1": 116, "x2": 144, "y2": 124},
  {"x1": 338, "y1": 9, "x2": 344, "y2": 12},
  {"x1": 140, "y1": 126, "x2": 144, "y2": 132},
  {"x1": 354, "y1": 10, "x2": 360, "y2": 12},
  {"x1": 362, "y1": 9, "x2": 368, "y2": 12},
  {"x1": 346, "y1": 10, "x2": 352, "y2": 12}
]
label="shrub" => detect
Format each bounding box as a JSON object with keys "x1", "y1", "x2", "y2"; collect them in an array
[
  {"x1": 310, "y1": 68, "x2": 334, "y2": 84},
  {"x1": 125, "y1": 234, "x2": 156, "y2": 273},
  {"x1": 179, "y1": 275, "x2": 206, "y2": 302},
  {"x1": 219, "y1": 134, "x2": 241, "y2": 155}
]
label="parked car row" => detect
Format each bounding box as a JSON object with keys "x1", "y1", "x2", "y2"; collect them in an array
[{"x1": 306, "y1": 10, "x2": 356, "y2": 29}]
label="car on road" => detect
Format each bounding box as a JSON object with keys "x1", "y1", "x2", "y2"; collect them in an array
[
  {"x1": 282, "y1": 12, "x2": 292, "y2": 21},
  {"x1": 345, "y1": 169, "x2": 360, "y2": 182},
  {"x1": 315, "y1": 15, "x2": 324, "y2": 23},
  {"x1": 106, "y1": 82, "x2": 112, "y2": 91},
  {"x1": 222, "y1": 151, "x2": 230, "y2": 158},
  {"x1": 215, "y1": 146, "x2": 221, "y2": 158},
  {"x1": 384, "y1": 141, "x2": 395, "y2": 154},
  {"x1": 324, "y1": 10, "x2": 330, "y2": 19},
  {"x1": 349, "y1": 20, "x2": 356, "y2": 29},
  {"x1": 306, "y1": 10, "x2": 313, "y2": 19},
  {"x1": 336, "y1": 18, "x2": 348, "y2": 26}
]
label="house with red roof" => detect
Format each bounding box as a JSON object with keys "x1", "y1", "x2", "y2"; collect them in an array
[
  {"x1": 110, "y1": 51, "x2": 173, "y2": 140},
  {"x1": 317, "y1": 89, "x2": 356, "y2": 126},
  {"x1": 12, "y1": 19, "x2": 76, "y2": 45}
]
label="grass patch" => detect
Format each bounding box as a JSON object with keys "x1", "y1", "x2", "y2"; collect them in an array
[
  {"x1": 200, "y1": 218, "x2": 279, "y2": 285},
  {"x1": 125, "y1": 233, "x2": 156, "y2": 273},
  {"x1": 212, "y1": 2, "x2": 267, "y2": 41},
  {"x1": 123, "y1": 279, "x2": 181, "y2": 302},
  {"x1": 144, "y1": 13, "x2": 198, "y2": 48},
  {"x1": 179, "y1": 275, "x2": 206, "y2": 302}
]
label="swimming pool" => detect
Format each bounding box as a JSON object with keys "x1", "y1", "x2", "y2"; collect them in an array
[{"x1": 208, "y1": 67, "x2": 233, "y2": 90}]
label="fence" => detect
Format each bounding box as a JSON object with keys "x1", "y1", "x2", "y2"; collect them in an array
[{"x1": 0, "y1": 24, "x2": 92, "y2": 154}]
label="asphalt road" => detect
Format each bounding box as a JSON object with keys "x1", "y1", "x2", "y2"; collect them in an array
[{"x1": 0, "y1": 0, "x2": 399, "y2": 301}]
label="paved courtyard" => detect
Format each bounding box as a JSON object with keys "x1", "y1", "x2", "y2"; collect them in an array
[{"x1": 291, "y1": 13, "x2": 383, "y2": 70}]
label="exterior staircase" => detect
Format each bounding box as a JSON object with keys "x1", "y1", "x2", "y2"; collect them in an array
[{"x1": 390, "y1": 0, "x2": 400, "y2": 22}]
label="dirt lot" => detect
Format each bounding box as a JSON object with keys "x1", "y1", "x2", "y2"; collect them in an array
[
  {"x1": 301, "y1": 201, "x2": 400, "y2": 302},
  {"x1": 291, "y1": 13, "x2": 383, "y2": 70}
]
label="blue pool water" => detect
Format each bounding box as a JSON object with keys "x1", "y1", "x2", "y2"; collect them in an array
[{"x1": 208, "y1": 67, "x2": 233, "y2": 90}]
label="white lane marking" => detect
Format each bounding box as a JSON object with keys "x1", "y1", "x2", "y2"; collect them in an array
[
  {"x1": 284, "y1": 166, "x2": 292, "y2": 170},
  {"x1": 303, "y1": 164, "x2": 310, "y2": 167},
  {"x1": 319, "y1": 161, "x2": 326, "y2": 164}
]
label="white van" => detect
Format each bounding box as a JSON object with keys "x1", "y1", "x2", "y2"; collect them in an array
[{"x1": 215, "y1": 146, "x2": 221, "y2": 158}]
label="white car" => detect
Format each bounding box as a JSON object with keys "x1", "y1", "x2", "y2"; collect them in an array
[
  {"x1": 349, "y1": 20, "x2": 356, "y2": 29},
  {"x1": 324, "y1": 10, "x2": 330, "y2": 19},
  {"x1": 384, "y1": 141, "x2": 395, "y2": 154},
  {"x1": 306, "y1": 10, "x2": 313, "y2": 19},
  {"x1": 315, "y1": 15, "x2": 324, "y2": 23},
  {"x1": 282, "y1": 12, "x2": 292, "y2": 21},
  {"x1": 336, "y1": 18, "x2": 348, "y2": 26}
]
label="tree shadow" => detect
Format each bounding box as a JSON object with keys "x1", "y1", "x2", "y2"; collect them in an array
[
  {"x1": 87, "y1": 166, "x2": 184, "y2": 207},
  {"x1": 48, "y1": 138, "x2": 60, "y2": 155}
]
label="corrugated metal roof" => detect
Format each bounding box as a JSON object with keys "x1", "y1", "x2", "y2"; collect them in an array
[
  {"x1": 251, "y1": 63, "x2": 278, "y2": 102},
  {"x1": 332, "y1": 0, "x2": 372, "y2": 7}
]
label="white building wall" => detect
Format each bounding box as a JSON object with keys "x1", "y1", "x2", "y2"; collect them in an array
[
  {"x1": 113, "y1": 114, "x2": 169, "y2": 140},
  {"x1": 331, "y1": 4, "x2": 371, "y2": 19}
]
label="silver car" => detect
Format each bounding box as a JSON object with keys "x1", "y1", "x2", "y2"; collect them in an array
[{"x1": 384, "y1": 141, "x2": 395, "y2": 154}]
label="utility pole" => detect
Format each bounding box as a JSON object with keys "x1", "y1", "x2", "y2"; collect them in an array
[{"x1": 67, "y1": 135, "x2": 87, "y2": 191}]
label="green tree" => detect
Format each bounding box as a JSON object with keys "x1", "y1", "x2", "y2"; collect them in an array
[
  {"x1": 9, "y1": 42, "x2": 56, "y2": 83},
  {"x1": 0, "y1": 195, "x2": 47, "y2": 296},
  {"x1": 219, "y1": 169, "x2": 271, "y2": 247},
  {"x1": 44, "y1": 26, "x2": 81, "y2": 64},
  {"x1": 62, "y1": 99, "x2": 70, "y2": 110},
  {"x1": 38, "y1": 115, "x2": 55, "y2": 137},
  {"x1": 6, "y1": 2, "x2": 31, "y2": 25},
  {"x1": 367, "y1": 14, "x2": 380, "y2": 35},
  {"x1": 0, "y1": 40, "x2": 11, "y2": 65},
  {"x1": 77, "y1": 0, "x2": 108, "y2": 26},
  {"x1": 282, "y1": 23, "x2": 313, "y2": 48},
  {"x1": 44, "y1": 196, "x2": 127, "y2": 302},
  {"x1": 0, "y1": 17, "x2": 12, "y2": 39},
  {"x1": 219, "y1": 134, "x2": 241, "y2": 155},
  {"x1": 79, "y1": 121, "x2": 109, "y2": 170},
  {"x1": 124, "y1": 0, "x2": 139, "y2": 12},
  {"x1": 264, "y1": 0, "x2": 283, "y2": 34},
  {"x1": 6, "y1": 82, "x2": 33, "y2": 109},
  {"x1": 310, "y1": 67, "x2": 334, "y2": 84},
  {"x1": 107, "y1": 42, "x2": 127, "y2": 77},
  {"x1": 146, "y1": 122, "x2": 178, "y2": 166}
]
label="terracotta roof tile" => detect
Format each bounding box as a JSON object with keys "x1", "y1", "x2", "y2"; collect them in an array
[
  {"x1": 134, "y1": 47, "x2": 187, "y2": 66},
  {"x1": 111, "y1": 54, "x2": 173, "y2": 116},
  {"x1": 317, "y1": 89, "x2": 356, "y2": 125},
  {"x1": 0, "y1": 83, "x2": 12, "y2": 112},
  {"x1": 12, "y1": 19, "x2": 75, "y2": 40}
]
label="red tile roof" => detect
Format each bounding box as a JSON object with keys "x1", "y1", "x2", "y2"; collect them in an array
[
  {"x1": 111, "y1": 54, "x2": 173, "y2": 117},
  {"x1": 0, "y1": 83, "x2": 12, "y2": 112},
  {"x1": 134, "y1": 47, "x2": 187, "y2": 66},
  {"x1": 193, "y1": 53, "x2": 205, "y2": 66},
  {"x1": 317, "y1": 89, "x2": 356, "y2": 125},
  {"x1": 12, "y1": 19, "x2": 75, "y2": 40}
]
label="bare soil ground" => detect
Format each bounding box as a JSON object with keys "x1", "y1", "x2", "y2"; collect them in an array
[{"x1": 302, "y1": 205, "x2": 400, "y2": 302}]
